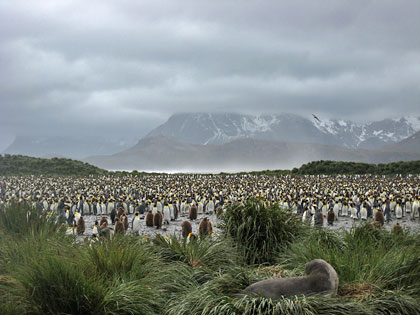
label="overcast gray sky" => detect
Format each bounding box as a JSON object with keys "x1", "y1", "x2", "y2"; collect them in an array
[{"x1": 1, "y1": 0, "x2": 420, "y2": 150}]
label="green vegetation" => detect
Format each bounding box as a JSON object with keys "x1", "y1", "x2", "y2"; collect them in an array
[
  {"x1": 292, "y1": 160, "x2": 420, "y2": 175},
  {"x1": 1, "y1": 154, "x2": 420, "y2": 176},
  {"x1": 1, "y1": 201, "x2": 420, "y2": 314},
  {"x1": 0, "y1": 154, "x2": 107, "y2": 176},
  {"x1": 220, "y1": 199, "x2": 306, "y2": 265}
]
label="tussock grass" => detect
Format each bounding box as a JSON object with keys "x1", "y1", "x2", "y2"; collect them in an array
[
  {"x1": 220, "y1": 199, "x2": 306, "y2": 265},
  {"x1": 1, "y1": 202, "x2": 419, "y2": 314}
]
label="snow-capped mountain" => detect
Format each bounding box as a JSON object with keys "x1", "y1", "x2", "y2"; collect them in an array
[{"x1": 146, "y1": 113, "x2": 420, "y2": 149}]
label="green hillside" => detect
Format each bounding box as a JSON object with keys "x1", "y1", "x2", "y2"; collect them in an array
[
  {"x1": 292, "y1": 160, "x2": 420, "y2": 175},
  {"x1": 0, "y1": 154, "x2": 108, "y2": 176}
]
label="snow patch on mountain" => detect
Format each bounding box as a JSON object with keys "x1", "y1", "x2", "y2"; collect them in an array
[{"x1": 147, "y1": 113, "x2": 420, "y2": 149}]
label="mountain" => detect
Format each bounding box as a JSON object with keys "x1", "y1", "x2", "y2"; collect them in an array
[
  {"x1": 85, "y1": 135, "x2": 420, "y2": 172},
  {"x1": 147, "y1": 113, "x2": 420, "y2": 149},
  {"x1": 382, "y1": 130, "x2": 420, "y2": 154},
  {"x1": 2, "y1": 136, "x2": 137, "y2": 160}
]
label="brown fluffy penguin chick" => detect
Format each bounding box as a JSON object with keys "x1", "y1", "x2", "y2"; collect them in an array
[
  {"x1": 76, "y1": 216, "x2": 85, "y2": 235},
  {"x1": 145, "y1": 210, "x2": 154, "y2": 227},
  {"x1": 198, "y1": 217, "x2": 213, "y2": 238},
  {"x1": 99, "y1": 216, "x2": 108, "y2": 227},
  {"x1": 114, "y1": 218, "x2": 125, "y2": 235},
  {"x1": 189, "y1": 205, "x2": 198, "y2": 220},
  {"x1": 117, "y1": 207, "x2": 125, "y2": 219},
  {"x1": 99, "y1": 222, "x2": 110, "y2": 239},
  {"x1": 181, "y1": 220, "x2": 192, "y2": 238},
  {"x1": 392, "y1": 222, "x2": 403, "y2": 234},
  {"x1": 153, "y1": 212, "x2": 163, "y2": 229},
  {"x1": 374, "y1": 210, "x2": 385, "y2": 227},
  {"x1": 327, "y1": 209, "x2": 335, "y2": 225},
  {"x1": 121, "y1": 214, "x2": 129, "y2": 231}
]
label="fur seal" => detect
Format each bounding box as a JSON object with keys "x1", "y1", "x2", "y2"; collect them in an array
[
  {"x1": 240, "y1": 259, "x2": 338, "y2": 299},
  {"x1": 181, "y1": 220, "x2": 192, "y2": 238}
]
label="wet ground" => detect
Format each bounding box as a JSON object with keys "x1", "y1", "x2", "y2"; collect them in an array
[{"x1": 73, "y1": 212, "x2": 420, "y2": 240}]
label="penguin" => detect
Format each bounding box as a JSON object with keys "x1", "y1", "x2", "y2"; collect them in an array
[
  {"x1": 198, "y1": 217, "x2": 213, "y2": 237},
  {"x1": 181, "y1": 220, "x2": 192, "y2": 239},
  {"x1": 163, "y1": 205, "x2": 171, "y2": 225},
  {"x1": 392, "y1": 222, "x2": 403, "y2": 234},
  {"x1": 92, "y1": 220, "x2": 99, "y2": 237},
  {"x1": 74, "y1": 211, "x2": 81, "y2": 225},
  {"x1": 121, "y1": 214, "x2": 129, "y2": 231},
  {"x1": 333, "y1": 202, "x2": 340, "y2": 220},
  {"x1": 197, "y1": 201, "x2": 204, "y2": 214},
  {"x1": 206, "y1": 199, "x2": 215, "y2": 215},
  {"x1": 374, "y1": 209, "x2": 385, "y2": 227},
  {"x1": 327, "y1": 208, "x2": 335, "y2": 226},
  {"x1": 114, "y1": 218, "x2": 125, "y2": 235},
  {"x1": 153, "y1": 211, "x2": 163, "y2": 229},
  {"x1": 76, "y1": 216, "x2": 85, "y2": 235},
  {"x1": 189, "y1": 205, "x2": 198, "y2": 220},
  {"x1": 145, "y1": 210, "x2": 154, "y2": 227},
  {"x1": 350, "y1": 203, "x2": 358, "y2": 220},
  {"x1": 132, "y1": 213, "x2": 141, "y2": 235},
  {"x1": 395, "y1": 202, "x2": 403, "y2": 219},
  {"x1": 110, "y1": 207, "x2": 117, "y2": 225},
  {"x1": 313, "y1": 209, "x2": 323, "y2": 227},
  {"x1": 117, "y1": 207, "x2": 125, "y2": 219},
  {"x1": 169, "y1": 203, "x2": 177, "y2": 221},
  {"x1": 99, "y1": 216, "x2": 108, "y2": 227},
  {"x1": 360, "y1": 204, "x2": 368, "y2": 221},
  {"x1": 187, "y1": 233, "x2": 198, "y2": 243}
]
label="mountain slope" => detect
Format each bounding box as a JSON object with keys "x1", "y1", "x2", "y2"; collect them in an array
[
  {"x1": 382, "y1": 130, "x2": 420, "y2": 153},
  {"x1": 2, "y1": 136, "x2": 137, "y2": 160},
  {"x1": 147, "y1": 113, "x2": 420, "y2": 149},
  {"x1": 85, "y1": 135, "x2": 420, "y2": 172}
]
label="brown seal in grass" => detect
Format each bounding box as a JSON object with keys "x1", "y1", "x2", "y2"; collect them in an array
[{"x1": 239, "y1": 259, "x2": 338, "y2": 299}]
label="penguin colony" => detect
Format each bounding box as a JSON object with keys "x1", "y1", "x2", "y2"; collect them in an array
[{"x1": 1, "y1": 174, "x2": 419, "y2": 238}]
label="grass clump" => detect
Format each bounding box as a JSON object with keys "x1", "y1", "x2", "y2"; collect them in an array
[
  {"x1": 220, "y1": 198, "x2": 306, "y2": 264},
  {"x1": 1, "y1": 201, "x2": 420, "y2": 314}
]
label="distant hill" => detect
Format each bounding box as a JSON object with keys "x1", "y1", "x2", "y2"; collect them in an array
[
  {"x1": 2, "y1": 136, "x2": 137, "y2": 160},
  {"x1": 0, "y1": 155, "x2": 108, "y2": 176},
  {"x1": 85, "y1": 135, "x2": 420, "y2": 172}
]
